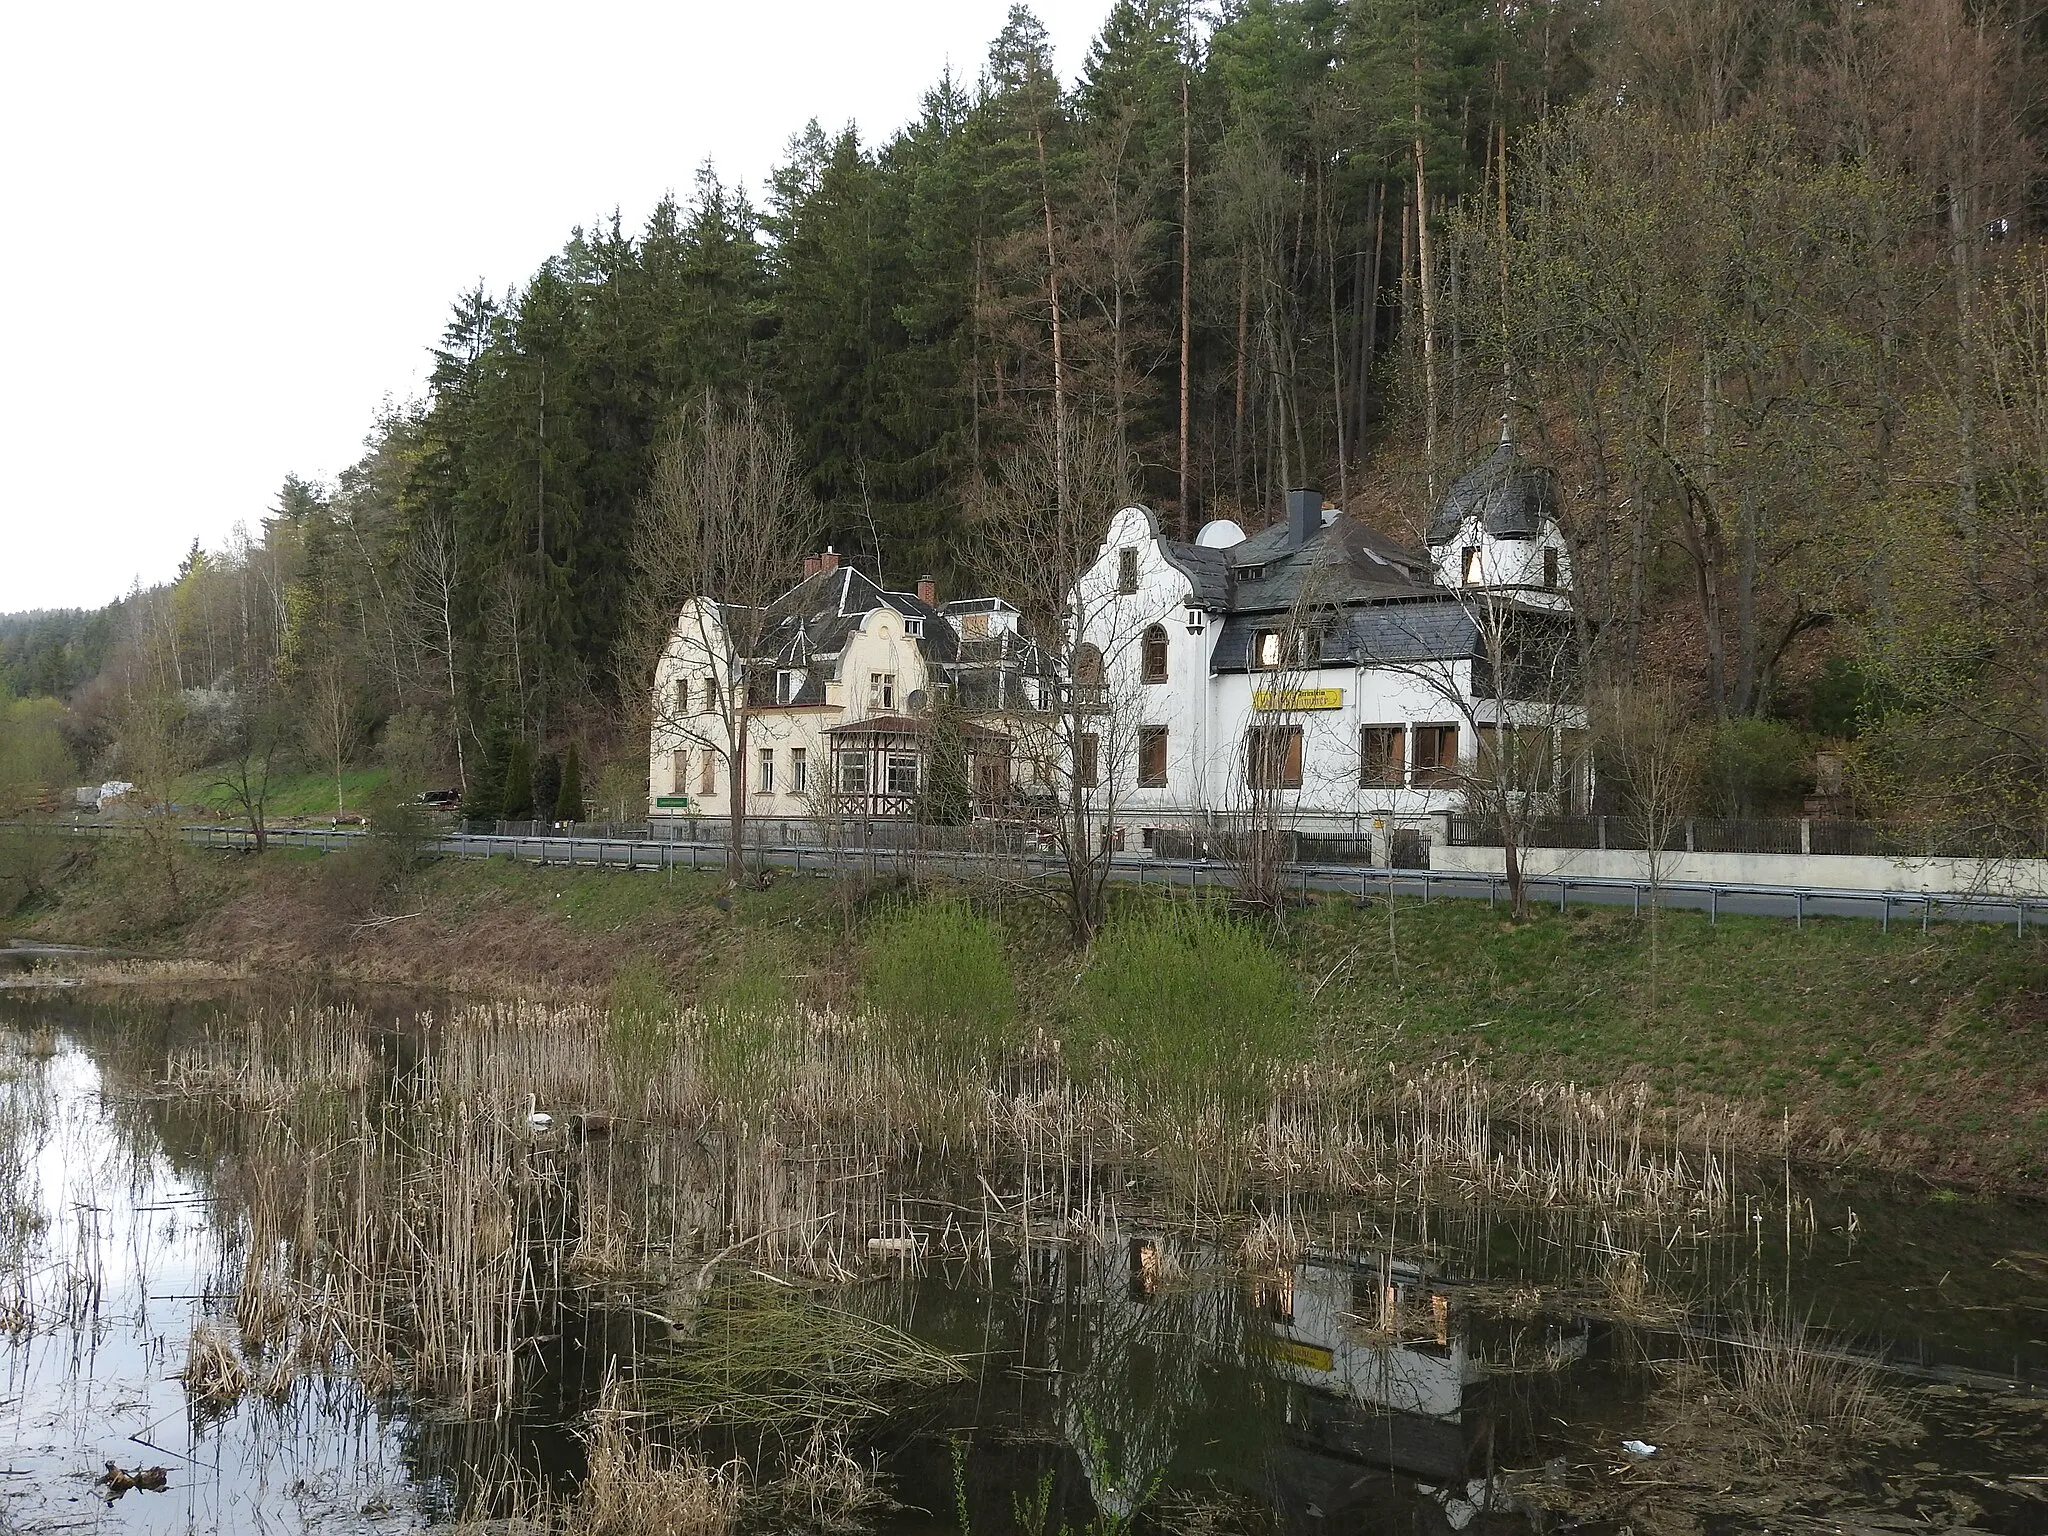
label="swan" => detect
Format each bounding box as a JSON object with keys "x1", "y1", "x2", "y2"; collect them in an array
[{"x1": 524, "y1": 1093, "x2": 554, "y2": 1134}]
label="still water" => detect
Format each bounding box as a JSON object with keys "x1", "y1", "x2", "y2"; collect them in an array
[{"x1": 0, "y1": 989, "x2": 2043, "y2": 1534}]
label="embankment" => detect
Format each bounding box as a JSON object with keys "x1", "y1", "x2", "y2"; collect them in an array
[{"x1": 6, "y1": 831, "x2": 2046, "y2": 1192}]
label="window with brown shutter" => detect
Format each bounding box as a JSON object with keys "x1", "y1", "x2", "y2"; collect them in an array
[
  {"x1": 1138, "y1": 726, "x2": 1168, "y2": 787},
  {"x1": 1360, "y1": 725, "x2": 1406, "y2": 786},
  {"x1": 1412, "y1": 724, "x2": 1459, "y2": 785},
  {"x1": 699, "y1": 751, "x2": 718, "y2": 795},
  {"x1": 1141, "y1": 624, "x2": 1168, "y2": 683},
  {"x1": 1117, "y1": 547, "x2": 1138, "y2": 594},
  {"x1": 1076, "y1": 733, "x2": 1100, "y2": 788},
  {"x1": 1245, "y1": 725, "x2": 1303, "y2": 789}
]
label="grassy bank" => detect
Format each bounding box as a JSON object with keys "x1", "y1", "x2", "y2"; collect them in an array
[{"x1": 6, "y1": 829, "x2": 2046, "y2": 1189}]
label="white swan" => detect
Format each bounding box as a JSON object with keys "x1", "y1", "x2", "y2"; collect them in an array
[{"x1": 524, "y1": 1093, "x2": 554, "y2": 1134}]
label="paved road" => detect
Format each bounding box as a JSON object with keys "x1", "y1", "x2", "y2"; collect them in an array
[{"x1": 128, "y1": 821, "x2": 2044, "y2": 933}]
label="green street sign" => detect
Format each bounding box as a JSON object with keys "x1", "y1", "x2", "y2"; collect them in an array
[{"x1": 655, "y1": 796, "x2": 690, "y2": 808}]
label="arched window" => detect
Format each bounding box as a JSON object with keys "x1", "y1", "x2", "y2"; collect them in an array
[
  {"x1": 1072, "y1": 642, "x2": 1105, "y2": 707},
  {"x1": 1141, "y1": 624, "x2": 1168, "y2": 683}
]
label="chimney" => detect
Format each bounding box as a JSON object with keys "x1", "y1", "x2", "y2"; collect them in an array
[
  {"x1": 1286, "y1": 487, "x2": 1322, "y2": 550},
  {"x1": 917, "y1": 573, "x2": 937, "y2": 606},
  {"x1": 819, "y1": 546, "x2": 840, "y2": 573},
  {"x1": 803, "y1": 554, "x2": 822, "y2": 579}
]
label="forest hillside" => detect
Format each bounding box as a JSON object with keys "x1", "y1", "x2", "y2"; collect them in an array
[{"x1": 3, "y1": 0, "x2": 2043, "y2": 853}]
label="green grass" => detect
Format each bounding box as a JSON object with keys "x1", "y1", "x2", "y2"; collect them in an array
[
  {"x1": 1289, "y1": 896, "x2": 2048, "y2": 1184},
  {"x1": 14, "y1": 834, "x2": 2048, "y2": 1188},
  {"x1": 174, "y1": 767, "x2": 395, "y2": 821},
  {"x1": 860, "y1": 898, "x2": 1016, "y2": 1055},
  {"x1": 1070, "y1": 901, "x2": 1306, "y2": 1109}
]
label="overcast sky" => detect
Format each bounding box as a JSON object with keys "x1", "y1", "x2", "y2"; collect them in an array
[{"x1": 0, "y1": 0, "x2": 1116, "y2": 615}]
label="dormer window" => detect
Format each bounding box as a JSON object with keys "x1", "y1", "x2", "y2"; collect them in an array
[
  {"x1": 775, "y1": 669, "x2": 804, "y2": 705},
  {"x1": 904, "y1": 616, "x2": 925, "y2": 637},
  {"x1": 1117, "y1": 547, "x2": 1139, "y2": 595},
  {"x1": 1239, "y1": 564, "x2": 1266, "y2": 582},
  {"x1": 1461, "y1": 546, "x2": 1480, "y2": 585}
]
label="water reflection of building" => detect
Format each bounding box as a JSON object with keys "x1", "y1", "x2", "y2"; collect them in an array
[
  {"x1": 1009, "y1": 1232, "x2": 1591, "y2": 1533},
  {"x1": 1250, "y1": 1248, "x2": 1586, "y2": 1530}
]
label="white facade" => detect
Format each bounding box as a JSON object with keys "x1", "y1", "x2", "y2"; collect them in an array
[
  {"x1": 648, "y1": 562, "x2": 1043, "y2": 823},
  {"x1": 1072, "y1": 486, "x2": 1581, "y2": 856},
  {"x1": 649, "y1": 596, "x2": 939, "y2": 819}
]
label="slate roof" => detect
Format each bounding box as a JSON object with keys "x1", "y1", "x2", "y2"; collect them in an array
[
  {"x1": 1154, "y1": 510, "x2": 1439, "y2": 620},
  {"x1": 1425, "y1": 439, "x2": 1558, "y2": 545},
  {"x1": 732, "y1": 564, "x2": 1041, "y2": 711},
  {"x1": 1211, "y1": 599, "x2": 1484, "y2": 672},
  {"x1": 825, "y1": 713, "x2": 1007, "y2": 740},
  {"x1": 1138, "y1": 451, "x2": 1564, "y2": 673}
]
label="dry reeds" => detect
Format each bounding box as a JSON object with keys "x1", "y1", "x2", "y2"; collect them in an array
[
  {"x1": 572, "y1": 1394, "x2": 741, "y2": 1536},
  {"x1": 180, "y1": 1320, "x2": 250, "y2": 1411},
  {"x1": 149, "y1": 994, "x2": 1776, "y2": 1434},
  {"x1": 1717, "y1": 1309, "x2": 1908, "y2": 1464}
]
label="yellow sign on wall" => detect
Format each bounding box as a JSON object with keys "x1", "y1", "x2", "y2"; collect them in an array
[
  {"x1": 1251, "y1": 1335, "x2": 1336, "y2": 1371},
  {"x1": 1253, "y1": 687, "x2": 1344, "y2": 712}
]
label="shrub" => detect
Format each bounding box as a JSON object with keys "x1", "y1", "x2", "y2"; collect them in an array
[
  {"x1": 1074, "y1": 902, "x2": 1303, "y2": 1105},
  {"x1": 608, "y1": 952, "x2": 673, "y2": 1063},
  {"x1": 859, "y1": 899, "x2": 1015, "y2": 1056},
  {"x1": 1701, "y1": 717, "x2": 1808, "y2": 816}
]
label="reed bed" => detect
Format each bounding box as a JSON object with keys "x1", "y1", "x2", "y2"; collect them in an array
[
  {"x1": 573, "y1": 1389, "x2": 743, "y2": 1536},
  {"x1": 145, "y1": 994, "x2": 1778, "y2": 1478}
]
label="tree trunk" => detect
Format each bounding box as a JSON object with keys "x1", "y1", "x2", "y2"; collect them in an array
[
  {"x1": 1356, "y1": 186, "x2": 1383, "y2": 452},
  {"x1": 1234, "y1": 252, "x2": 1249, "y2": 507},
  {"x1": 1413, "y1": 68, "x2": 1441, "y2": 503},
  {"x1": 1179, "y1": 74, "x2": 1193, "y2": 536},
  {"x1": 1035, "y1": 123, "x2": 1068, "y2": 507},
  {"x1": 729, "y1": 700, "x2": 749, "y2": 880},
  {"x1": 1324, "y1": 160, "x2": 1349, "y2": 509}
]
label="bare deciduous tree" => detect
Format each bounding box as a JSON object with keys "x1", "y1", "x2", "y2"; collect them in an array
[
  {"x1": 1362, "y1": 592, "x2": 1584, "y2": 920},
  {"x1": 1597, "y1": 682, "x2": 1700, "y2": 1006},
  {"x1": 970, "y1": 409, "x2": 1138, "y2": 941},
  {"x1": 625, "y1": 392, "x2": 822, "y2": 881}
]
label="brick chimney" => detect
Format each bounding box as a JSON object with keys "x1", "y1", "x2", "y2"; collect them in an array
[
  {"x1": 819, "y1": 546, "x2": 841, "y2": 573},
  {"x1": 803, "y1": 554, "x2": 822, "y2": 579},
  {"x1": 917, "y1": 573, "x2": 937, "y2": 605}
]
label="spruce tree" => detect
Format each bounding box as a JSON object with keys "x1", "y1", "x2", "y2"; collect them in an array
[
  {"x1": 556, "y1": 742, "x2": 584, "y2": 824},
  {"x1": 501, "y1": 740, "x2": 535, "y2": 821},
  {"x1": 462, "y1": 727, "x2": 509, "y2": 822}
]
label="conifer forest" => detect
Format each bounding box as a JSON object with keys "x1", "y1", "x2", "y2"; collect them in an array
[{"x1": 5, "y1": 0, "x2": 2046, "y2": 849}]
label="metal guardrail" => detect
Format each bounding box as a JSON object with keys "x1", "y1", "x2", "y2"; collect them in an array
[{"x1": 23, "y1": 818, "x2": 2048, "y2": 933}]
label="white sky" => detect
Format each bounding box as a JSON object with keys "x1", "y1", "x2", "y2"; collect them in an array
[{"x1": 0, "y1": 0, "x2": 1116, "y2": 615}]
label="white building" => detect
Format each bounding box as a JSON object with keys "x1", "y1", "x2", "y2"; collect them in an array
[
  {"x1": 1069, "y1": 441, "x2": 1583, "y2": 862},
  {"x1": 648, "y1": 551, "x2": 1049, "y2": 824}
]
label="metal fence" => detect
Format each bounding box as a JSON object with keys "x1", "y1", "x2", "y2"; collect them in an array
[
  {"x1": 1446, "y1": 814, "x2": 1909, "y2": 857},
  {"x1": 19, "y1": 817, "x2": 2048, "y2": 931}
]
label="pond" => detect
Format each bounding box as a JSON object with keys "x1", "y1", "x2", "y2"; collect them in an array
[{"x1": 0, "y1": 987, "x2": 2043, "y2": 1534}]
